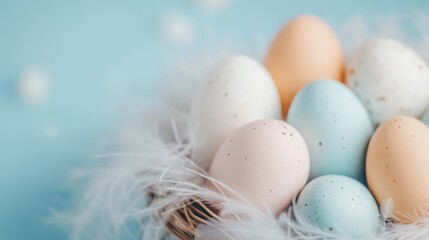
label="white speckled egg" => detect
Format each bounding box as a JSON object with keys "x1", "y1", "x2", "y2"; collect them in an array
[
  {"x1": 192, "y1": 55, "x2": 281, "y2": 169},
  {"x1": 346, "y1": 38, "x2": 429, "y2": 126},
  {"x1": 296, "y1": 175, "x2": 379, "y2": 238},
  {"x1": 208, "y1": 119, "x2": 309, "y2": 214}
]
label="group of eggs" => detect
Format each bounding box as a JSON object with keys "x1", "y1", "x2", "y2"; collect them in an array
[{"x1": 190, "y1": 15, "x2": 429, "y2": 237}]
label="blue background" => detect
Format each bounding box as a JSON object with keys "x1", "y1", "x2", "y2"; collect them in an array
[{"x1": 1, "y1": 0, "x2": 428, "y2": 239}]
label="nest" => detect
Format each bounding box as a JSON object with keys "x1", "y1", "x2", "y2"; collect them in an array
[{"x1": 165, "y1": 197, "x2": 220, "y2": 240}]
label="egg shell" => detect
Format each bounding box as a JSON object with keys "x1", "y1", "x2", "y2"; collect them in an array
[
  {"x1": 296, "y1": 175, "x2": 379, "y2": 237},
  {"x1": 366, "y1": 115, "x2": 429, "y2": 222},
  {"x1": 208, "y1": 119, "x2": 309, "y2": 214},
  {"x1": 265, "y1": 14, "x2": 345, "y2": 116},
  {"x1": 346, "y1": 38, "x2": 429, "y2": 126},
  {"x1": 192, "y1": 55, "x2": 281, "y2": 169},
  {"x1": 287, "y1": 79, "x2": 373, "y2": 182}
]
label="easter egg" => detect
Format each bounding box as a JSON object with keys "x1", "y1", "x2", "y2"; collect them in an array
[
  {"x1": 287, "y1": 80, "x2": 373, "y2": 182},
  {"x1": 346, "y1": 38, "x2": 429, "y2": 126},
  {"x1": 208, "y1": 119, "x2": 309, "y2": 214},
  {"x1": 265, "y1": 15, "x2": 345, "y2": 116},
  {"x1": 366, "y1": 116, "x2": 429, "y2": 223},
  {"x1": 192, "y1": 55, "x2": 281, "y2": 169},
  {"x1": 296, "y1": 175, "x2": 379, "y2": 238}
]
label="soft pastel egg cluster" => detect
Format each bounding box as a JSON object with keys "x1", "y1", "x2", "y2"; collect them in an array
[{"x1": 191, "y1": 14, "x2": 429, "y2": 237}]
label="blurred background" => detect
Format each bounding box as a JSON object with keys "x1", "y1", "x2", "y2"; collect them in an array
[{"x1": 1, "y1": 0, "x2": 428, "y2": 239}]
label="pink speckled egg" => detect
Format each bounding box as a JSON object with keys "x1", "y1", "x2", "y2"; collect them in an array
[{"x1": 208, "y1": 119, "x2": 310, "y2": 214}]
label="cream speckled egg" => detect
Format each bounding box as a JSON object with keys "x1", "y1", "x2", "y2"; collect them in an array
[
  {"x1": 193, "y1": 55, "x2": 281, "y2": 169},
  {"x1": 208, "y1": 119, "x2": 309, "y2": 214},
  {"x1": 346, "y1": 38, "x2": 429, "y2": 126},
  {"x1": 366, "y1": 116, "x2": 429, "y2": 222}
]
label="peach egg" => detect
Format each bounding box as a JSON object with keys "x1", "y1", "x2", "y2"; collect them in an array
[{"x1": 265, "y1": 15, "x2": 345, "y2": 116}]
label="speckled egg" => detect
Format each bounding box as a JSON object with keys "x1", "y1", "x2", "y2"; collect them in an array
[
  {"x1": 296, "y1": 175, "x2": 379, "y2": 238},
  {"x1": 346, "y1": 38, "x2": 429, "y2": 126},
  {"x1": 287, "y1": 79, "x2": 373, "y2": 182},
  {"x1": 366, "y1": 116, "x2": 429, "y2": 223},
  {"x1": 192, "y1": 55, "x2": 281, "y2": 169},
  {"x1": 208, "y1": 119, "x2": 310, "y2": 214}
]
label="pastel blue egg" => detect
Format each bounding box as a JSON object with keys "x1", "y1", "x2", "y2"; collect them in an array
[
  {"x1": 421, "y1": 107, "x2": 429, "y2": 125},
  {"x1": 287, "y1": 79, "x2": 373, "y2": 182},
  {"x1": 296, "y1": 175, "x2": 379, "y2": 238}
]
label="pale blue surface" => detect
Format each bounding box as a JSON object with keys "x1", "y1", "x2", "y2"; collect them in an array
[
  {"x1": 422, "y1": 107, "x2": 429, "y2": 125},
  {"x1": 0, "y1": 1, "x2": 428, "y2": 239},
  {"x1": 287, "y1": 80, "x2": 373, "y2": 183},
  {"x1": 296, "y1": 175, "x2": 379, "y2": 237}
]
